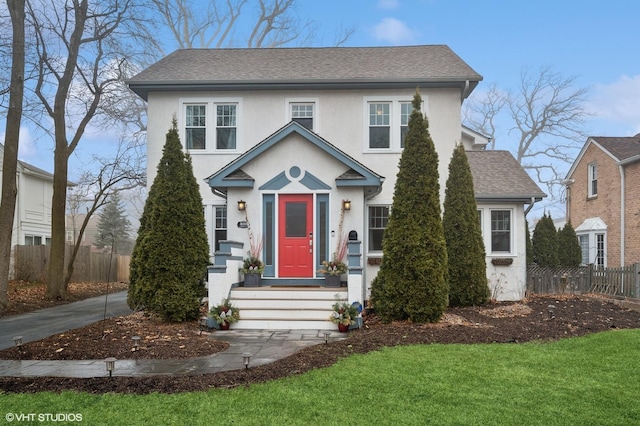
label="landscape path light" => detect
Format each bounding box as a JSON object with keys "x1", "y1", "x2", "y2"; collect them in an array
[
  {"x1": 131, "y1": 335, "x2": 141, "y2": 351},
  {"x1": 242, "y1": 352, "x2": 253, "y2": 369},
  {"x1": 105, "y1": 357, "x2": 117, "y2": 377}
]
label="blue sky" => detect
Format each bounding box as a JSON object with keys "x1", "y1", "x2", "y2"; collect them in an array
[{"x1": 9, "y1": 0, "x2": 640, "y2": 202}]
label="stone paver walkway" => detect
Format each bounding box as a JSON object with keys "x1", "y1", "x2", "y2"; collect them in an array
[{"x1": 0, "y1": 293, "x2": 345, "y2": 378}]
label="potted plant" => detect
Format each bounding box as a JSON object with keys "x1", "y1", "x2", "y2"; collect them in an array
[
  {"x1": 329, "y1": 299, "x2": 358, "y2": 332},
  {"x1": 240, "y1": 254, "x2": 264, "y2": 287},
  {"x1": 318, "y1": 259, "x2": 347, "y2": 287},
  {"x1": 240, "y1": 235, "x2": 263, "y2": 287},
  {"x1": 208, "y1": 299, "x2": 240, "y2": 330},
  {"x1": 318, "y1": 236, "x2": 348, "y2": 287}
]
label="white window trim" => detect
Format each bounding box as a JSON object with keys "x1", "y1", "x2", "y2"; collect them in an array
[
  {"x1": 285, "y1": 97, "x2": 319, "y2": 132},
  {"x1": 487, "y1": 208, "x2": 514, "y2": 255},
  {"x1": 180, "y1": 97, "x2": 242, "y2": 154},
  {"x1": 367, "y1": 204, "x2": 391, "y2": 254},
  {"x1": 588, "y1": 162, "x2": 597, "y2": 198},
  {"x1": 363, "y1": 96, "x2": 427, "y2": 153}
]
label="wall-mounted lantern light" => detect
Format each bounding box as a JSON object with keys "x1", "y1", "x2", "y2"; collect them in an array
[
  {"x1": 237, "y1": 200, "x2": 246, "y2": 211},
  {"x1": 342, "y1": 200, "x2": 351, "y2": 211}
]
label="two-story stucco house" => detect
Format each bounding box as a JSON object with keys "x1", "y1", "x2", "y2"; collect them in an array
[
  {"x1": 127, "y1": 46, "x2": 544, "y2": 329},
  {"x1": 565, "y1": 134, "x2": 640, "y2": 268}
]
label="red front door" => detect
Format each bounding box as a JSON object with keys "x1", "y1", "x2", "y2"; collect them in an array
[{"x1": 278, "y1": 194, "x2": 313, "y2": 277}]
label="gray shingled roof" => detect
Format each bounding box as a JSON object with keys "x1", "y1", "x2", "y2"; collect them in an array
[
  {"x1": 127, "y1": 45, "x2": 482, "y2": 99},
  {"x1": 466, "y1": 150, "x2": 546, "y2": 202},
  {"x1": 591, "y1": 134, "x2": 640, "y2": 162}
]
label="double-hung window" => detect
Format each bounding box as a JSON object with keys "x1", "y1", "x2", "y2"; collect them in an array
[
  {"x1": 400, "y1": 102, "x2": 413, "y2": 148},
  {"x1": 214, "y1": 206, "x2": 227, "y2": 252},
  {"x1": 182, "y1": 99, "x2": 240, "y2": 152},
  {"x1": 368, "y1": 206, "x2": 390, "y2": 251},
  {"x1": 588, "y1": 162, "x2": 598, "y2": 197},
  {"x1": 216, "y1": 104, "x2": 237, "y2": 149},
  {"x1": 365, "y1": 97, "x2": 421, "y2": 151},
  {"x1": 490, "y1": 210, "x2": 511, "y2": 253},
  {"x1": 369, "y1": 103, "x2": 391, "y2": 148},
  {"x1": 185, "y1": 104, "x2": 206, "y2": 149}
]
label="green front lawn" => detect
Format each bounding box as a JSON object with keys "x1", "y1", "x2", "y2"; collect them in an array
[{"x1": 2, "y1": 329, "x2": 638, "y2": 425}]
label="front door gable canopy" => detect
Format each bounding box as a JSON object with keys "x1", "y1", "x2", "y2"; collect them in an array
[{"x1": 206, "y1": 121, "x2": 384, "y2": 195}]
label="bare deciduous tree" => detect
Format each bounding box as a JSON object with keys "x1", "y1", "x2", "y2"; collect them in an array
[
  {"x1": 0, "y1": 0, "x2": 25, "y2": 312},
  {"x1": 26, "y1": 0, "x2": 148, "y2": 299},
  {"x1": 64, "y1": 139, "x2": 145, "y2": 286},
  {"x1": 464, "y1": 67, "x2": 591, "y2": 202},
  {"x1": 150, "y1": 0, "x2": 352, "y2": 54}
]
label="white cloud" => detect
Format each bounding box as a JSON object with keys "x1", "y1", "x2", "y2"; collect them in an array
[
  {"x1": 372, "y1": 17, "x2": 416, "y2": 44},
  {"x1": 587, "y1": 75, "x2": 640, "y2": 135},
  {"x1": 377, "y1": 0, "x2": 400, "y2": 10}
]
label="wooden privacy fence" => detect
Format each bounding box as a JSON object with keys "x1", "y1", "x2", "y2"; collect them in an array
[
  {"x1": 13, "y1": 245, "x2": 130, "y2": 283},
  {"x1": 527, "y1": 263, "x2": 640, "y2": 300}
]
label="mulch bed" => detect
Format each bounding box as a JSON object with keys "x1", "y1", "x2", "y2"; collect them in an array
[{"x1": 1, "y1": 294, "x2": 639, "y2": 394}]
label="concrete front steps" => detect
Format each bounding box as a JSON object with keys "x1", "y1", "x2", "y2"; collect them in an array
[{"x1": 229, "y1": 286, "x2": 348, "y2": 330}]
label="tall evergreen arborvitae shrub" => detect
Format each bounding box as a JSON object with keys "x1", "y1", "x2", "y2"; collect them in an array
[
  {"x1": 128, "y1": 120, "x2": 209, "y2": 322},
  {"x1": 443, "y1": 144, "x2": 489, "y2": 306},
  {"x1": 370, "y1": 92, "x2": 448, "y2": 323},
  {"x1": 532, "y1": 213, "x2": 559, "y2": 267},
  {"x1": 557, "y1": 222, "x2": 582, "y2": 266}
]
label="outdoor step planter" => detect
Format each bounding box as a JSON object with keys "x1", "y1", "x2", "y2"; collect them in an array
[
  {"x1": 324, "y1": 275, "x2": 341, "y2": 287},
  {"x1": 244, "y1": 274, "x2": 262, "y2": 287}
]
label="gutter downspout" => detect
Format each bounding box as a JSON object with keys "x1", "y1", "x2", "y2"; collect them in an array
[
  {"x1": 619, "y1": 164, "x2": 625, "y2": 266},
  {"x1": 524, "y1": 197, "x2": 537, "y2": 216}
]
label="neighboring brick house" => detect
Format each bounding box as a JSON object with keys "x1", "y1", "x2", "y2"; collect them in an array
[{"x1": 565, "y1": 134, "x2": 640, "y2": 267}]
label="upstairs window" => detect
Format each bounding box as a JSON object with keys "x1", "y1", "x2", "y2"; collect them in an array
[
  {"x1": 182, "y1": 98, "x2": 241, "y2": 152},
  {"x1": 364, "y1": 97, "x2": 423, "y2": 151},
  {"x1": 185, "y1": 104, "x2": 206, "y2": 149},
  {"x1": 291, "y1": 103, "x2": 314, "y2": 130},
  {"x1": 369, "y1": 103, "x2": 390, "y2": 148},
  {"x1": 216, "y1": 104, "x2": 237, "y2": 149},
  {"x1": 588, "y1": 162, "x2": 598, "y2": 197},
  {"x1": 400, "y1": 102, "x2": 413, "y2": 148}
]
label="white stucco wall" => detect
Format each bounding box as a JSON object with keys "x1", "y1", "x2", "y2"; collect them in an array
[
  {"x1": 479, "y1": 203, "x2": 528, "y2": 301},
  {"x1": 144, "y1": 86, "x2": 528, "y2": 301}
]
